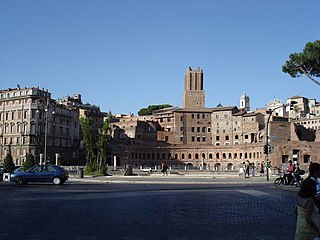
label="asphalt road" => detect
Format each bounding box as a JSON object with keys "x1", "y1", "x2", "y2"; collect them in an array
[{"x1": 0, "y1": 181, "x2": 298, "y2": 240}]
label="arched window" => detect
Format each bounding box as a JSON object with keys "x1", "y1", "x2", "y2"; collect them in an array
[
  {"x1": 202, "y1": 153, "x2": 206, "y2": 159},
  {"x1": 188, "y1": 153, "x2": 192, "y2": 159},
  {"x1": 214, "y1": 163, "x2": 221, "y2": 170},
  {"x1": 195, "y1": 153, "x2": 199, "y2": 159},
  {"x1": 245, "y1": 153, "x2": 248, "y2": 159},
  {"x1": 228, "y1": 153, "x2": 232, "y2": 159},
  {"x1": 182, "y1": 153, "x2": 185, "y2": 159},
  {"x1": 175, "y1": 153, "x2": 178, "y2": 159},
  {"x1": 10, "y1": 123, "x2": 15, "y2": 133},
  {"x1": 209, "y1": 153, "x2": 213, "y2": 159},
  {"x1": 227, "y1": 163, "x2": 233, "y2": 170},
  {"x1": 216, "y1": 153, "x2": 219, "y2": 159},
  {"x1": 223, "y1": 153, "x2": 226, "y2": 159},
  {"x1": 249, "y1": 153, "x2": 252, "y2": 159},
  {"x1": 234, "y1": 153, "x2": 238, "y2": 159}
]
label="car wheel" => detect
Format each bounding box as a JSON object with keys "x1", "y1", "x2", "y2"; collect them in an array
[
  {"x1": 53, "y1": 177, "x2": 61, "y2": 185},
  {"x1": 15, "y1": 176, "x2": 24, "y2": 185}
]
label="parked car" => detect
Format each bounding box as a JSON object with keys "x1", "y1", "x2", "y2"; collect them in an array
[
  {"x1": 140, "y1": 167, "x2": 152, "y2": 172},
  {"x1": 10, "y1": 165, "x2": 69, "y2": 185}
]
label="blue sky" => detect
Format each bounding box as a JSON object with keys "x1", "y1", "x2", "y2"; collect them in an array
[{"x1": 0, "y1": 0, "x2": 319, "y2": 114}]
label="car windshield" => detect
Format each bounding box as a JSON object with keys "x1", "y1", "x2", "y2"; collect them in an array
[{"x1": 14, "y1": 167, "x2": 25, "y2": 172}]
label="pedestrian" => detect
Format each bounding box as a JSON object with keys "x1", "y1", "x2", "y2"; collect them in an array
[
  {"x1": 245, "y1": 160, "x2": 250, "y2": 178},
  {"x1": 251, "y1": 163, "x2": 255, "y2": 177},
  {"x1": 124, "y1": 164, "x2": 128, "y2": 176},
  {"x1": 161, "y1": 162, "x2": 168, "y2": 176},
  {"x1": 308, "y1": 161, "x2": 313, "y2": 173},
  {"x1": 260, "y1": 161, "x2": 265, "y2": 176},
  {"x1": 238, "y1": 162, "x2": 244, "y2": 176},
  {"x1": 294, "y1": 163, "x2": 320, "y2": 239}
]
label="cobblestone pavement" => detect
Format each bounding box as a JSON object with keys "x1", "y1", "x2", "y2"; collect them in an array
[{"x1": 0, "y1": 181, "x2": 298, "y2": 240}]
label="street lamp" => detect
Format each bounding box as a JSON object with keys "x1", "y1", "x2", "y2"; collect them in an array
[
  {"x1": 265, "y1": 102, "x2": 296, "y2": 181},
  {"x1": 0, "y1": 133, "x2": 3, "y2": 164},
  {"x1": 19, "y1": 121, "x2": 27, "y2": 165},
  {"x1": 36, "y1": 98, "x2": 55, "y2": 165}
]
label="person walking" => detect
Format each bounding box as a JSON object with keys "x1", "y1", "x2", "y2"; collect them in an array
[
  {"x1": 161, "y1": 162, "x2": 168, "y2": 176},
  {"x1": 294, "y1": 163, "x2": 320, "y2": 240},
  {"x1": 260, "y1": 161, "x2": 265, "y2": 176},
  {"x1": 245, "y1": 160, "x2": 250, "y2": 178},
  {"x1": 251, "y1": 163, "x2": 255, "y2": 177},
  {"x1": 238, "y1": 162, "x2": 244, "y2": 176}
]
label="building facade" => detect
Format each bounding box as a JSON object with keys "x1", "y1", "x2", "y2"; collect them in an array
[
  {"x1": 57, "y1": 94, "x2": 106, "y2": 164},
  {"x1": 0, "y1": 87, "x2": 80, "y2": 165},
  {"x1": 110, "y1": 67, "x2": 320, "y2": 171}
]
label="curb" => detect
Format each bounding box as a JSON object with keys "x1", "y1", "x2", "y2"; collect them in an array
[{"x1": 69, "y1": 175, "x2": 276, "y2": 185}]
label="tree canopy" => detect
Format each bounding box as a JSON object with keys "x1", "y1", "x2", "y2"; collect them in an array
[
  {"x1": 282, "y1": 40, "x2": 320, "y2": 86},
  {"x1": 3, "y1": 153, "x2": 15, "y2": 173},
  {"x1": 138, "y1": 104, "x2": 173, "y2": 116},
  {"x1": 80, "y1": 117, "x2": 95, "y2": 163},
  {"x1": 96, "y1": 111, "x2": 112, "y2": 174},
  {"x1": 23, "y1": 153, "x2": 35, "y2": 171}
]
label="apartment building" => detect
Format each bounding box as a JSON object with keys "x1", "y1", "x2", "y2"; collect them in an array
[{"x1": 0, "y1": 87, "x2": 80, "y2": 165}]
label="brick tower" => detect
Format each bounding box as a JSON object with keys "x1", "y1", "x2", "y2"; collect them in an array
[{"x1": 182, "y1": 67, "x2": 205, "y2": 109}]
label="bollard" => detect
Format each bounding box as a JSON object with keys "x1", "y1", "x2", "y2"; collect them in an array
[{"x1": 78, "y1": 168, "x2": 84, "y2": 178}]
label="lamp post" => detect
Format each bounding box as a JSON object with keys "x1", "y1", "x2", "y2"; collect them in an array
[
  {"x1": 265, "y1": 102, "x2": 295, "y2": 181},
  {"x1": 0, "y1": 133, "x2": 2, "y2": 164},
  {"x1": 36, "y1": 98, "x2": 55, "y2": 165},
  {"x1": 19, "y1": 121, "x2": 27, "y2": 165}
]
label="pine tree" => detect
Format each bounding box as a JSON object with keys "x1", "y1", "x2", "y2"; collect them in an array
[
  {"x1": 23, "y1": 153, "x2": 35, "y2": 171},
  {"x1": 3, "y1": 153, "x2": 15, "y2": 173}
]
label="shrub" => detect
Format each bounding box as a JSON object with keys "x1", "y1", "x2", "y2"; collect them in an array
[
  {"x1": 3, "y1": 153, "x2": 15, "y2": 173},
  {"x1": 23, "y1": 153, "x2": 35, "y2": 171}
]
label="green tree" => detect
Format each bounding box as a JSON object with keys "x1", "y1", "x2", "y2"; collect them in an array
[
  {"x1": 96, "y1": 111, "x2": 112, "y2": 175},
  {"x1": 3, "y1": 153, "x2": 15, "y2": 173},
  {"x1": 282, "y1": 40, "x2": 320, "y2": 86},
  {"x1": 23, "y1": 153, "x2": 35, "y2": 171},
  {"x1": 80, "y1": 117, "x2": 96, "y2": 166},
  {"x1": 138, "y1": 104, "x2": 173, "y2": 116}
]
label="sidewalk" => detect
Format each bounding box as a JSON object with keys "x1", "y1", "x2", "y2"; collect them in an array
[{"x1": 70, "y1": 172, "x2": 277, "y2": 185}]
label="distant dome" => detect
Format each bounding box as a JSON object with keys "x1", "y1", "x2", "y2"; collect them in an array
[{"x1": 217, "y1": 102, "x2": 223, "y2": 107}]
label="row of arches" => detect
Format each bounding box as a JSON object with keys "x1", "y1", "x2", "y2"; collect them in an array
[{"x1": 127, "y1": 150, "x2": 263, "y2": 161}]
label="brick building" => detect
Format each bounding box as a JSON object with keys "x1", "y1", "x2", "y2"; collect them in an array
[{"x1": 110, "y1": 67, "x2": 320, "y2": 171}]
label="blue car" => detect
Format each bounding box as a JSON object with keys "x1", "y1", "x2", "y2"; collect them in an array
[{"x1": 10, "y1": 165, "x2": 69, "y2": 185}]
